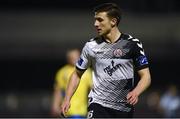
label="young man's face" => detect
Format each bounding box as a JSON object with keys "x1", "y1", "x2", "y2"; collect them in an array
[{"x1": 94, "y1": 12, "x2": 113, "y2": 36}]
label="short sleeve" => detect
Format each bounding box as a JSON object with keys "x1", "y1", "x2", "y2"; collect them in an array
[
  {"x1": 132, "y1": 39, "x2": 149, "y2": 70},
  {"x1": 54, "y1": 68, "x2": 65, "y2": 90},
  {"x1": 76, "y1": 43, "x2": 91, "y2": 71}
]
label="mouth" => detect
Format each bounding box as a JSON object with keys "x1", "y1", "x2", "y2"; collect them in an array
[{"x1": 96, "y1": 28, "x2": 101, "y2": 33}]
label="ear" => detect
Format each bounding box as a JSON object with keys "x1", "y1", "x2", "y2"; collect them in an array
[{"x1": 111, "y1": 18, "x2": 117, "y2": 27}]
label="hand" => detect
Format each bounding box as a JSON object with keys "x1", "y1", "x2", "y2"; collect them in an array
[
  {"x1": 127, "y1": 90, "x2": 139, "y2": 105},
  {"x1": 60, "y1": 99, "x2": 71, "y2": 117},
  {"x1": 51, "y1": 107, "x2": 60, "y2": 117}
]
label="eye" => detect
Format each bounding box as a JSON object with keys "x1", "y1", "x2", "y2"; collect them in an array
[{"x1": 95, "y1": 17, "x2": 103, "y2": 22}]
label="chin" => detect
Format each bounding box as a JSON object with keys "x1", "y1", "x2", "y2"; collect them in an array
[
  {"x1": 98, "y1": 32, "x2": 104, "y2": 36},
  {"x1": 97, "y1": 33, "x2": 101, "y2": 36}
]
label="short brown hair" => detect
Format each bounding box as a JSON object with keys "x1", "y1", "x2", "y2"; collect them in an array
[{"x1": 93, "y1": 3, "x2": 122, "y2": 25}]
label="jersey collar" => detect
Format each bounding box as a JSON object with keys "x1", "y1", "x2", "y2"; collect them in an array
[{"x1": 102, "y1": 33, "x2": 125, "y2": 44}]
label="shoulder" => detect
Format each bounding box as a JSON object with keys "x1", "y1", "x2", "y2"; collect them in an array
[
  {"x1": 122, "y1": 33, "x2": 141, "y2": 43},
  {"x1": 60, "y1": 64, "x2": 69, "y2": 70},
  {"x1": 59, "y1": 65, "x2": 73, "y2": 72},
  {"x1": 121, "y1": 33, "x2": 144, "y2": 49},
  {"x1": 87, "y1": 36, "x2": 104, "y2": 45}
]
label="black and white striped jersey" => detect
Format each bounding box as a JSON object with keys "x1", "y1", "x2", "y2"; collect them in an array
[{"x1": 76, "y1": 33, "x2": 149, "y2": 112}]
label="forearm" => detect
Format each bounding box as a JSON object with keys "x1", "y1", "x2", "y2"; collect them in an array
[
  {"x1": 51, "y1": 89, "x2": 63, "y2": 117},
  {"x1": 64, "y1": 71, "x2": 81, "y2": 101},
  {"x1": 133, "y1": 68, "x2": 151, "y2": 96},
  {"x1": 127, "y1": 68, "x2": 151, "y2": 105},
  {"x1": 60, "y1": 69, "x2": 84, "y2": 115},
  {"x1": 52, "y1": 90, "x2": 62, "y2": 109}
]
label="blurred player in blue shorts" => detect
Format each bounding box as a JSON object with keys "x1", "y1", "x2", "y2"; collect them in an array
[{"x1": 51, "y1": 49, "x2": 92, "y2": 118}]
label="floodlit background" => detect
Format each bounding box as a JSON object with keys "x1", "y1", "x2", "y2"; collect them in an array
[{"x1": 0, "y1": 0, "x2": 180, "y2": 117}]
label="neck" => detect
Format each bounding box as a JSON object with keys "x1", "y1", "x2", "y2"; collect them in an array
[{"x1": 104, "y1": 27, "x2": 121, "y2": 43}]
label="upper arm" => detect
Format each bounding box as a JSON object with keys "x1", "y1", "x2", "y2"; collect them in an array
[
  {"x1": 76, "y1": 43, "x2": 91, "y2": 70},
  {"x1": 54, "y1": 69, "x2": 64, "y2": 90},
  {"x1": 131, "y1": 38, "x2": 151, "y2": 82},
  {"x1": 131, "y1": 39, "x2": 149, "y2": 71}
]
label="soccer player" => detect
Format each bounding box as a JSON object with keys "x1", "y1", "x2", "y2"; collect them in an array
[
  {"x1": 60, "y1": 3, "x2": 151, "y2": 118},
  {"x1": 51, "y1": 49, "x2": 92, "y2": 118}
]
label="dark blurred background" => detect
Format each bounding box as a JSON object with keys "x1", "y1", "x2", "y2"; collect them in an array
[{"x1": 0, "y1": 0, "x2": 180, "y2": 117}]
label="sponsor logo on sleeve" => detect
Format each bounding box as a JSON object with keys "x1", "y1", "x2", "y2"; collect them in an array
[
  {"x1": 137, "y1": 56, "x2": 148, "y2": 65},
  {"x1": 78, "y1": 58, "x2": 84, "y2": 66}
]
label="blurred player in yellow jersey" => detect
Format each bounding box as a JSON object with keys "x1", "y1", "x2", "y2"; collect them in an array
[{"x1": 51, "y1": 48, "x2": 92, "y2": 118}]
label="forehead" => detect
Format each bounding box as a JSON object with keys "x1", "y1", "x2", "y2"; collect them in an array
[{"x1": 94, "y1": 12, "x2": 108, "y2": 19}]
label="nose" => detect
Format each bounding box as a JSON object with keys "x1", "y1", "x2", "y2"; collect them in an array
[{"x1": 94, "y1": 20, "x2": 99, "y2": 27}]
